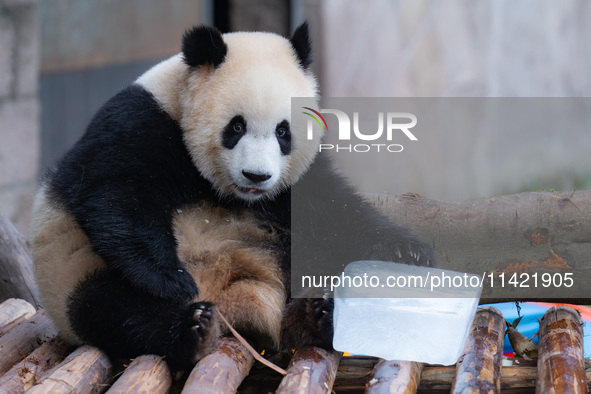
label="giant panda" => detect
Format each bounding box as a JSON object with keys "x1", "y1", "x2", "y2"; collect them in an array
[{"x1": 31, "y1": 23, "x2": 435, "y2": 370}]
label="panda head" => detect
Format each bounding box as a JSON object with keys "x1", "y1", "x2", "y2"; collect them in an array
[{"x1": 178, "y1": 23, "x2": 320, "y2": 202}]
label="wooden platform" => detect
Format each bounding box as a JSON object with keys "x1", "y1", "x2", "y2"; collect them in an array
[{"x1": 0, "y1": 298, "x2": 589, "y2": 393}]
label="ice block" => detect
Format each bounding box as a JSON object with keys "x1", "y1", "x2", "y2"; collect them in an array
[{"x1": 332, "y1": 260, "x2": 482, "y2": 365}]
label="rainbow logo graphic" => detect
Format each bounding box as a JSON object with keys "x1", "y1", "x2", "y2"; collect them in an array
[{"x1": 302, "y1": 107, "x2": 328, "y2": 131}]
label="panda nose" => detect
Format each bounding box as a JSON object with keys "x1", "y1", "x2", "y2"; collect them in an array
[{"x1": 242, "y1": 170, "x2": 272, "y2": 183}]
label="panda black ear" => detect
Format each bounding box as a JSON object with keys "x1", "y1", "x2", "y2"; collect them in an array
[
  {"x1": 290, "y1": 22, "x2": 313, "y2": 69},
  {"x1": 182, "y1": 26, "x2": 228, "y2": 69}
]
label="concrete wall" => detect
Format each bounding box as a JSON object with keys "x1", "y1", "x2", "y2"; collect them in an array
[
  {"x1": 40, "y1": 0, "x2": 209, "y2": 73},
  {"x1": 0, "y1": 0, "x2": 210, "y2": 236},
  {"x1": 300, "y1": 0, "x2": 591, "y2": 200},
  {"x1": 230, "y1": 0, "x2": 289, "y2": 35},
  {"x1": 316, "y1": 0, "x2": 591, "y2": 97},
  {"x1": 39, "y1": 0, "x2": 209, "y2": 168},
  {"x1": 0, "y1": 0, "x2": 40, "y2": 236}
]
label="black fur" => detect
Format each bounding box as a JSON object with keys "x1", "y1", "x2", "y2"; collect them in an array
[
  {"x1": 293, "y1": 154, "x2": 435, "y2": 273},
  {"x1": 182, "y1": 26, "x2": 227, "y2": 68},
  {"x1": 290, "y1": 22, "x2": 313, "y2": 69},
  {"x1": 67, "y1": 270, "x2": 219, "y2": 370},
  {"x1": 50, "y1": 84, "x2": 211, "y2": 302}
]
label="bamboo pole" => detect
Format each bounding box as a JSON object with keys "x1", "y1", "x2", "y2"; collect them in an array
[
  {"x1": 0, "y1": 309, "x2": 58, "y2": 375},
  {"x1": 276, "y1": 347, "x2": 342, "y2": 394},
  {"x1": 364, "y1": 359, "x2": 423, "y2": 394},
  {"x1": 181, "y1": 337, "x2": 254, "y2": 393},
  {"x1": 0, "y1": 298, "x2": 36, "y2": 329},
  {"x1": 106, "y1": 355, "x2": 171, "y2": 394},
  {"x1": 451, "y1": 306, "x2": 505, "y2": 394},
  {"x1": 536, "y1": 306, "x2": 587, "y2": 393},
  {"x1": 0, "y1": 336, "x2": 73, "y2": 393},
  {"x1": 26, "y1": 345, "x2": 112, "y2": 394}
]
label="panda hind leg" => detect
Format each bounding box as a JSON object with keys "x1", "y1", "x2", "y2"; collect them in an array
[
  {"x1": 281, "y1": 296, "x2": 334, "y2": 350},
  {"x1": 67, "y1": 270, "x2": 220, "y2": 370}
]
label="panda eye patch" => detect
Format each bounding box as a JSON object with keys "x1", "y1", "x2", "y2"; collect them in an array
[
  {"x1": 222, "y1": 115, "x2": 247, "y2": 150},
  {"x1": 276, "y1": 127, "x2": 287, "y2": 138},
  {"x1": 276, "y1": 120, "x2": 291, "y2": 155}
]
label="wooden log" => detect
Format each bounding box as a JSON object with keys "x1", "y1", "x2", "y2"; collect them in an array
[
  {"x1": 420, "y1": 365, "x2": 539, "y2": 393},
  {"x1": 26, "y1": 345, "x2": 112, "y2": 394},
  {"x1": 365, "y1": 359, "x2": 423, "y2": 393},
  {"x1": 332, "y1": 356, "x2": 379, "y2": 393},
  {"x1": 181, "y1": 337, "x2": 254, "y2": 393},
  {"x1": 334, "y1": 362, "x2": 591, "y2": 393},
  {"x1": 332, "y1": 357, "x2": 582, "y2": 393},
  {"x1": 106, "y1": 355, "x2": 171, "y2": 394},
  {"x1": 451, "y1": 306, "x2": 505, "y2": 393},
  {"x1": 500, "y1": 366, "x2": 537, "y2": 392},
  {"x1": 0, "y1": 336, "x2": 74, "y2": 393},
  {"x1": 368, "y1": 191, "x2": 591, "y2": 300},
  {"x1": 0, "y1": 309, "x2": 58, "y2": 375},
  {"x1": 0, "y1": 314, "x2": 30, "y2": 338},
  {"x1": 417, "y1": 366, "x2": 458, "y2": 392},
  {"x1": 416, "y1": 365, "x2": 539, "y2": 393},
  {"x1": 0, "y1": 298, "x2": 36, "y2": 329},
  {"x1": 0, "y1": 214, "x2": 40, "y2": 306},
  {"x1": 536, "y1": 306, "x2": 587, "y2": 393},
  {"x1": 276, "y1": 347, "x2": 342, "y2": 394}
]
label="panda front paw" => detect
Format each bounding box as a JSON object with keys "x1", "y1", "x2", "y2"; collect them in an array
[
  {"x1": 398, "y1": 240, "x2": 436, "y2": 267},
  {"x1": 371, "y1": 238, "x2": 436, "y2": 267},
  {"x1": 309, "y1": 297, "x2": 334, "y2": 347},
  {"x1": 189, "y1": 302, "x2": 219, "y2": 345},
  {"x1": 166, "y1": 301, "x2": 221, "y2": 370},
  {"x1": 189, "y1": 302, "x2": 221, "y2": 354}
]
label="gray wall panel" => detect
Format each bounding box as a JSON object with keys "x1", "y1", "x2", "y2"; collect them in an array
[{"x1": 40, "y1": 58, "x2": 164, "y2": 168}]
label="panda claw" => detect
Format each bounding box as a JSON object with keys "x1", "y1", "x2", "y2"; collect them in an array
[{"x1": 190, "y1": 301, "x2": 215, "y2": 326}]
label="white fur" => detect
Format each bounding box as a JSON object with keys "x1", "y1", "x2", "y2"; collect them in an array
[
  {"x1": 135, "y1": 54, "x2": 188, "y2": 122},
  {"x1": 227, "y1": 133, "x2": 283, "y2": 200},
  {"x1": 138, "y1": 31, "x2": 321, "y2": 201},
  {"x1": 31, "y1": 185, "x2": 105, "y2": 343}
]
